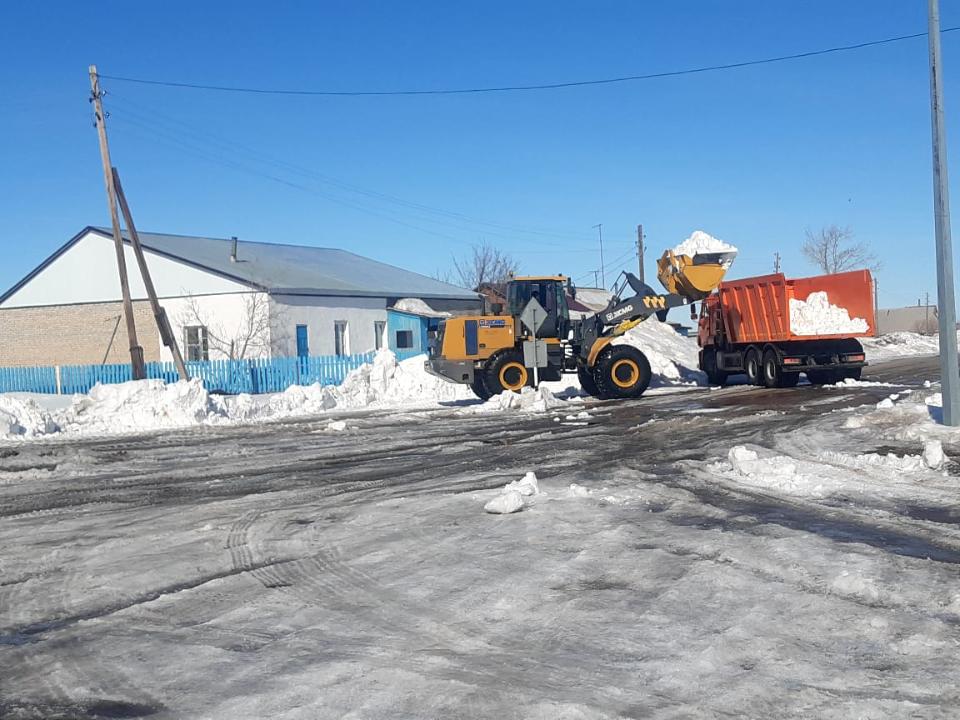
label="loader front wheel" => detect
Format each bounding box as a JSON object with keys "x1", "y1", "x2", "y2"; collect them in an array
[
  {"x1": 577, "y1": 364, "x2": 601, "y2": 398},
  {"x1": 485, "y1": 351, "x2": 530, "y2": 395},
  {"x1": 594, "y1": 346, "x2": 652, "y2": 400},
  {"x1": 469, "y1": 376, "x2": 493, "y2": 401}
]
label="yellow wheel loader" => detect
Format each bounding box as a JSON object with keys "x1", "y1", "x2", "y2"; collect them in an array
[{"x1": 427, "y1": 248, "x2": 736, "y2": 401}]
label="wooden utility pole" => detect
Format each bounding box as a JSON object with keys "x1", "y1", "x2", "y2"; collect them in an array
[
  {"x1": 112, "y1": 168, "x2": 190, "y2": 381},
  {"x1": 636, "y1": 224, "x2": 645, "y2": 283},
  {"x1": 774, "y1": 252, "x2": 781, "y2": 274},
  {"x1": 89, "y1": 65, "x2": 146, "y2": 379}
]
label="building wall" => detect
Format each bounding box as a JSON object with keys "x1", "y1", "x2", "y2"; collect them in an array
[
  {"x1": 0, "y1": 300, "x2": 161, "y2": 367},
  {"x1": 159, "y1": 292, "x2": 271, "y2": 362},
  {"x1": 386, "y1": 310, "x2": 430, "y2": 357},
  {"x1": 877, "y1": 306, "x2": 938, "y2": 335},
  {"x1": 269, "y1": 295, "x2": 387, "y2": 357},
  {"x1": 1, "y1": 230, "x2": 249, "y2": 309}
]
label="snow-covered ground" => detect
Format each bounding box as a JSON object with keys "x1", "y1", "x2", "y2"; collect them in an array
[
  {"x1": 861, "y1": 331, "x2": 947, "y2": 361},
  {"x1": 0, "y1": 321, "x2": 705, "y2": 442},
  {"x1": 3, "y1": 358, "x2": 958, "y2": 718}
]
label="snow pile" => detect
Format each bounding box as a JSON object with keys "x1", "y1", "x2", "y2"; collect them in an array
[
  {"x1": 480, "y1": 386, "x2": 566, "y2": 413},
  {"x1": 789, "y1": 291, "x2": 869, "y2": 336},
  {"x1": 819, "y1": 442, "x2": 946, "y2": 472},
  {"x1": 335, "y1": 350, "x2": 472, "y2": 408},
  {"x1": 391, "y1": 297, "x2": 450, "y2": 317},
  {"x1": 615, "y1": 319, "x2": 706, "y2": 386},
  {"x1": 484, "y1": 471, "x2": 540, "y2": 514},
  {"x1": 861, "y1": 331, "x2": 945, "y2": 361},
  {"x1": 57, "y1": 379, "x2": 225, "y2": 434},
  {"x1": 672, "y1": 230, "x2": 738, "y2": 257},
  {"x1": 0, "y1": 395, "x2": 58, "y2": 438},
  {"x1": 718, "y1": 445, "x2": 840, "y2": 497}
]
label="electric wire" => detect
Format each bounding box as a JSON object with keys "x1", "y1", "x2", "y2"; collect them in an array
[{"x1": 98, "y1": 27, "x2": 960, "y2": 97}]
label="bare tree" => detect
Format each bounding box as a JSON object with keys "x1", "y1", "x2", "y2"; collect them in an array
[
  {"x1": 451, "y1": 241, "x2": 518, "y2": 291},
  {"x1": 801, "y1": 225, "x2": 880, "y2": 274},
  {"x1": 179, "y1": 293, "x2": 273, "y2": 360}
]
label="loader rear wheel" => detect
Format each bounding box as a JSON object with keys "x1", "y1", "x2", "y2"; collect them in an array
[
  {"x1": 469, "y1": 376, "x2": 492, "y2": 401},
  {"x1": 577, "y1": 365, "x2": 601, "y2": 398},
  {"x1": 485, "y1": 351, "x2": 530, "y2": 394},
  {"x1": 594, "y1": 346, "x2": 651, "y2": 400}
]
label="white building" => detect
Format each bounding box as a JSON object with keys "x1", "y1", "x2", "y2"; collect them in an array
[{"x1": 0, "y1": 227, "x2": 479, "y2": 367}]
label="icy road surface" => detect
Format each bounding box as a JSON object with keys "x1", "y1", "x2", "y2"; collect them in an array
[{"x1": 2, "y1": 357, "x2": 959, "y2": 719}]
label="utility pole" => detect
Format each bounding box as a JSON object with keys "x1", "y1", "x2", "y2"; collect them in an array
[
  {"x1": 112, "y1": 168, "x2": 190, "y2": 381},
  {"x1": 593, "y1": 269, "x2": 600, "y2": 287},
  {"x1": 774, "y1": 252, "x2": 781, "y2": 274},
  {"x1": 593, "y1": 224, "x2": 605, "y2": 287},
  {"x1": 89, "y1": 65, "x2": 146, "y2": 380},
  {"x1": 636, "y1": 224, "x2": 645, "y2": 283},
  {"x1": 874, "y1": 278, "x2": 880, "y2": 337},
  {"x1": 927, "y1": 0, "x2": 960, "y2": 425}
]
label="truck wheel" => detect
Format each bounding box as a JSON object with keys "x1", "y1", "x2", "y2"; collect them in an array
[
  {"x1": 702, "y1": 350, "x2": 728, "y2": 387},
  {"x1": 594, "y1": 346, "x2": 652, "y2": 400},
  {"x1": 744, "y1": 347, "x2": 762, "y2": 385},
  {"x1": 485, "y1": 351, "x2": 530, "y2": 394},
  {"x1": 577, "y1": 364, "x2": 602, "y2": 398},
  {"x1": 761, "y1": 349, "x2": 782, "y2": 388}
]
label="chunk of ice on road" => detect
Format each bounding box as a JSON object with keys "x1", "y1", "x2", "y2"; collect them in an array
[
  {"x1": 484, "y1": 386, "x2": 565, "y2": 413},
  {"x1": 876, "y1": 398, "x2": 895, "y2": 410},
  {"x1": 504, "y1": 471, "x2": 539, "y2": 496},
  {"x1": 923, "y1": 440, "x2": 946, "y2": 470},
  {"x1": 326, "y1": 420, "x2": 347, "y2": 432},
  {"x1": 566, "y1": 483, "x2": 591, "y2": 498},
  {"x1": 672, "y1": 230, "x2": 738, "y2": 257},
  {"x1": 484, "y1": 489, "x2": 524, "y2": 514},
  {"x1": 789, "y1": 291, "x2": 869, "y2": 336}
]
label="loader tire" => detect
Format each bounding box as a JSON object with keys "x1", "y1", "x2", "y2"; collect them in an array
[
  {"x1": 577, "y1": 364, "x2": 601, "y2": 398},
  {"x1": 470, "y1": 376, "x2": 493, "y2": 401},
  {"x1": 594, "y1": 346, "x2": 651, "y2": 400},
  {"x1": 485, "y1": 350, "x2": 531, "y2": 395}
]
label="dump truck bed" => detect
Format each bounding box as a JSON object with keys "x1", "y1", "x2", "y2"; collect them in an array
[{"x1": 716, "y1": 269, "x2": 875, "y2": 344}]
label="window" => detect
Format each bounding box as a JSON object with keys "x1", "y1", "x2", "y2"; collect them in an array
[
  {"x1": 184, "y1": 326, "x2": 209, "y2": 361},
  {"x1": 396, "y1": 329, "x2": 414, "y2": 349},
  {"x1": 334, "y1": 321, "x2": 349, "y2": 356},
  {"x1": 374, "y1": 321, "x2": 386, "y2": 351}
]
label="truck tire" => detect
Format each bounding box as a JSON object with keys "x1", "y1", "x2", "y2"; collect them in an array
[
  {"x1": 577, "y1": 364, "x2": 602, "y2": 398},
  {"x1": 702, "y1": 350, "x2": 728, "y2": 386},
  {"x1": 761, "y1": 348, "x2": 799, "y2": 388},
  {"x1": 744, "y1": 347, "x2": 762, "y2": 385},
  {"x1": 594, "y1": 346, "x2": 652, "y2": 400},
  {"x1": 485, "y1": 350, "x2": 531, "y2": 394}
]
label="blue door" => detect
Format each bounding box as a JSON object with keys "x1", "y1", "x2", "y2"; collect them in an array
[{"x1": 296, "y1": 325, "x2": 309, "y2": 358}]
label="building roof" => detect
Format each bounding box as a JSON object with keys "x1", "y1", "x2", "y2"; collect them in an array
[{"x1": 0, "y1": 226, "x2": 479, "y2": 304}]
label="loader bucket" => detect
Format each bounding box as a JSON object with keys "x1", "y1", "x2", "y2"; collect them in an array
[{"x1": 657, "y1": 250, "x2": 737, "y2": 300}]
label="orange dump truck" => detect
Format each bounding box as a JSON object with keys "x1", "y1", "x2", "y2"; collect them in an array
[{"x1": 698, "y1": 269, "x2": 876, "y2": 387}]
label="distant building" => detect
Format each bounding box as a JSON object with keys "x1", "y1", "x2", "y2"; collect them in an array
[
  {"x1": 0, "y1": 226, "x2": 480, "y2": 367},
  {"x1": 876, "y1": 305, "x2": 938, "y2": 335}
]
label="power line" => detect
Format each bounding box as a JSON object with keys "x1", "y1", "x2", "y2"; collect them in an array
[{"x1": 99, "y1": 27, "x2": 960, "y2": 97}]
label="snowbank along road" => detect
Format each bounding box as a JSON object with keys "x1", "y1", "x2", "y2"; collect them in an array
[{"x1": 2, "y1": 355, "x2": 960, "y2": 719}]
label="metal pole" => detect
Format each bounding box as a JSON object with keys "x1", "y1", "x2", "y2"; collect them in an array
[
  {"x1": 636, "y1": 224, "x2": 645, "y2": 283},
  {"x1": 593, "y1": 224, "x2": 605, "y2": 287},
  {"x1": 928, "y1": 0, "x2": 960, "y2": 425}
]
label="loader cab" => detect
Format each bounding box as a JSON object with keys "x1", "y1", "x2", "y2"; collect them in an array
[{"x1": 506, "y1": 276, "x2": 571, "y2": 339}]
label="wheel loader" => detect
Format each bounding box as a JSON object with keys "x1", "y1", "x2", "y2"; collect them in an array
[{"x1": 426, "y1": 247, "x2": 736, "y2": 400}]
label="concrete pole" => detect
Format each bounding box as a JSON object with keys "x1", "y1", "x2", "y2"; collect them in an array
[
  {"x1": 636, "y1": 224, "x2": 645, "y2": 283},
  {"x1": 928, "y1": 0, "x2": 960, "y2": 425},
  {"x1": 593, "y1": 224, "x2": 605, "y2": 287}
]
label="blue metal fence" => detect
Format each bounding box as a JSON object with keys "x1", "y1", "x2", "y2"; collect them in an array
[{"x1": 0, "y1": 352, "x2": 377, "y2": 396}]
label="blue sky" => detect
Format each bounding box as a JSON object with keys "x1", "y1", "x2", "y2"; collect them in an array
[{"x1": 2, "y1": 1, "x2": 959, "y2": 307}]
